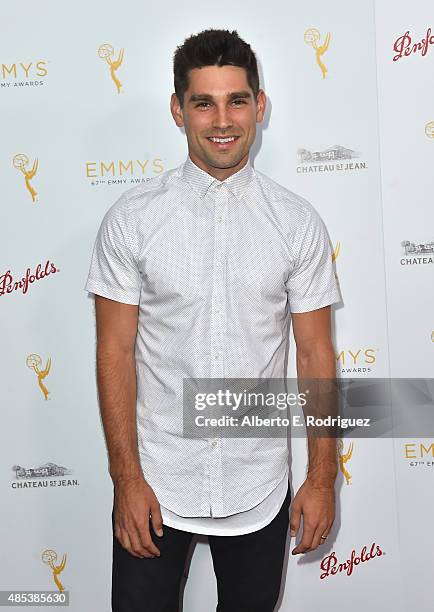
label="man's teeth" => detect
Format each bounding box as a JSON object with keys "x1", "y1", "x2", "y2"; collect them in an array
[{"x1": 208, "y1": 137, "x2": 236, "y2": 143}]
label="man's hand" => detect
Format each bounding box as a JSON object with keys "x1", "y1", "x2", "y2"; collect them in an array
[
  {"x1": 113, "y1": 476, "x2": 164, "y2": 559},
  {"x1": 289, "y1": 479, "x2": 335, "y2": 555}
]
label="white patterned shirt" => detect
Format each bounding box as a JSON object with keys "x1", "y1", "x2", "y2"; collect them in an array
[{"x1": 84, "y1": 155, "x2": 341, "y2": 534}]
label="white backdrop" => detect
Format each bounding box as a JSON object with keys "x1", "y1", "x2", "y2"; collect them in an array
[{"x1": 1, "y1": 0, "x2": 433, "y2": 610}]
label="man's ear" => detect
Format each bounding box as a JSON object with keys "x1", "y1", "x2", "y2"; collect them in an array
[
  {"x1": 255, "y1": 89, "x2": 267, "y2": 123},
  {"x1": 170, "y1": 93, "x2": 185, "y2": 127}
]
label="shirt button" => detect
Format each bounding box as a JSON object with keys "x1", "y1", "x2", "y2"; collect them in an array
[
  {"x1": 216, "y1": 216, "x2": 223, "y2": 222},
  {"x1": 214, "y1": 353, "x2": 220, "y2": 359},
  {"x1": 211, "y1": 440, "x2": 218, "y2": 448}
]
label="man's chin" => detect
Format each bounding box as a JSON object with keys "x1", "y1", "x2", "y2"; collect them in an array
[{"x1": 204, "y1": 153, "x2": 246, "y2": 170}]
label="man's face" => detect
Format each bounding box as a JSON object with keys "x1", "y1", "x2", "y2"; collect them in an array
[{"x1": 171, "y1": 65, "x2": 266, "y2": 180}]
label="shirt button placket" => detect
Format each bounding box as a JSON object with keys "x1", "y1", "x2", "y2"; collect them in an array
[
  {"x1": 209, "y1": 182, "x2": 227, "y2": 517},
  {"x1": 210, "y1": 182, "x2": 227, "y2": 377}
]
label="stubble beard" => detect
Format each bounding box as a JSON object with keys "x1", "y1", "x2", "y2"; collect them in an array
[{"x1": 200, "y1": 141, "x2": 248, "y2": 171}]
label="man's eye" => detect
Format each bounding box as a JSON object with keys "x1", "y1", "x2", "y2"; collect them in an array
[
  {"x1": 232, "y1": 99, "x2": 247, "y2": 105},
  {"x1": 196, "y1": 102, "x2": 210, "y2": 108}
]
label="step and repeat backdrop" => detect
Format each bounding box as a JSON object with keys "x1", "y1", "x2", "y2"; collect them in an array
[{"x1": 1, "y1": 0, "x2": 433, "y2": 610}]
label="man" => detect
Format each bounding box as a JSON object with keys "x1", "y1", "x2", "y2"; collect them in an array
[{"x1": 85, "y1": 28, "x2": 341, "y2": 612}]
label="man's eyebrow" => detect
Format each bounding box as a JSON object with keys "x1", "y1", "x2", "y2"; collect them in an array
[{"x1": 189, "y1": 91, "x2": 252, "y2": 103}]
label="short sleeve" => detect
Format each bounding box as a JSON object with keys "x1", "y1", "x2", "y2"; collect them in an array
[
  {"x1": 285, "y1": 204, "x2": 341, "y2": 313},
  {"x1": 84, "y1": 195, "x2": 141, "y2": 305}
]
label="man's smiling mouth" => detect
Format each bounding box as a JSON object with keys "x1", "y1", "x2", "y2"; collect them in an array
[{"x1": 206, "y1": 136, "x2": 239, "y2": 143}]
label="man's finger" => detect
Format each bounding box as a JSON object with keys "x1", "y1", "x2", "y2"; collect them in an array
[
  {"x1": 117, "y1": 521, "x2": 155, "y2": 558},
  {"x1": 117, "y1": 528, "x2": 139, "y2": 557},
  {"x1": 292, "y1": 521, "x2": 316, "y2": 555},
  {"x1": 289, "y1": 505, "x2": 301, "y2": 537},
  {"x1": 128, "y1": 529, "x2": 156, "y2": 558},
  {"x1": 309, "y1": 523, "x2": 329, "y2": 552},
  {"x1": 136, "y1": 515, "x2": 161, "y2": 557},
  {"x1": 150, "y1": 500, "x2": 164, "y2": 537}
]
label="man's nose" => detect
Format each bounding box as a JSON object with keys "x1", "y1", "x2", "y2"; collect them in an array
[{"x1": 212, "y1": 106, "x2": 233, "y2": 130}]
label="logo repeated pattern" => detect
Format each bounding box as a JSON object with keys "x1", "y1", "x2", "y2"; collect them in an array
[{"x1": 2, "y1": 6, "x2": 433, "y2": 602}]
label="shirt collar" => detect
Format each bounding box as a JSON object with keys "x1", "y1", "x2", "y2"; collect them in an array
[{"x1": 181, "y1": 155, "x2": 254, "y2": 200}]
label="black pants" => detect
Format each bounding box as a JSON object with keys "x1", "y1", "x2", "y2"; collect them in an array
[{"x1": 112, "y1": 484, "x2": 291, "y2": 612}]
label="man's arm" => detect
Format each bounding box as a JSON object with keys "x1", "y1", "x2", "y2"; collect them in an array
[
  {"x1": 95, "y1": 295, "x2": 163, "y2": 558},
  {"x1": 289, "y1": 305, "x2": 338, "y2": 555}
]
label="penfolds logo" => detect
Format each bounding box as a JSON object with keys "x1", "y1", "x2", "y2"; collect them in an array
[
  {"x1": 393, "y1": 27, "x2": 434, "y2": 61},
  {"x1": 320, "y1": 542, "x2": 384, "y2": 579},
  {"x1": 0, "y1": 260, "x2": 59, "y2": 297}
]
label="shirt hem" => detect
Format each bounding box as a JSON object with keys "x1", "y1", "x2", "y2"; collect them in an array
[
  {"x1": 289, "y1": 288, "x2": 342, "y2": 313},
  {"x1": 84, "y1": 279, "x2": 140, "y2": 305},
  {"x1": 158, "y1": 468, "x2": 289, "y2": 536}
]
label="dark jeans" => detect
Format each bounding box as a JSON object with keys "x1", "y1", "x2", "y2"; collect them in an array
[{"x1": 112, "y1": 484, "x2": 291, "y2": 612}]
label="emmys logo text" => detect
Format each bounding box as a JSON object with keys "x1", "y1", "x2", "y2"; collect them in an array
[
  {"x1": 404, "y1": 441, "x2": 434, "y2": 468},
  {"x1": 405, "y1": 442, "x2": 434, "y2": 458},
  {"x1": 1, "y1": 61, "x2": 48, "y2": 88},
  {"x1": 85, "y1": 158, "x2": 164, "y2": 186},
  {"x1": 320, "y1": 543, "x2": 384, "y2": 579},
  {"x1": 336, "y1": 348, "x2": 377, "y2": 374},
  {"x1": 0, "y1": 260, "x2": 58, "y2": 297},
  {"x1": 393, "y1": 27, "x2": 434, "y2": 62}
]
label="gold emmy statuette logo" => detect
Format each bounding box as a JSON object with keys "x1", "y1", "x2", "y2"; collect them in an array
[
  {"x1": 425, "y1": 121, "x2": 434, "y2": 139},
  {"x1": 13, "y1": 154, "x2": 38, "y2": 202},
  {"x1": 98, "y1": 43, "x2": 124, "y2": 93},
  {"x1": 41, "y1": 549, "x2": 67, "y2": 592},
  {"x1": 431, "y1": 331, "x2": 434, "y2": 342},
  {"x1": 304, "y1": 28, "x2": 331, "y2": 79},
  {"x1": 337, "y1": 439, "x2": 353, "y2": 484},
  {"x1": 332, "y1": 241, "x2": 341, "y2": 262},
  {"x1": 26, "y1": 353, "x2": 51, "y2": 400}
]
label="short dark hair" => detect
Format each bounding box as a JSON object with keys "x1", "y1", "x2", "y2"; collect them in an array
[{"x1": 173, "y1": 29, "x2": 260, "y2": 107}]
